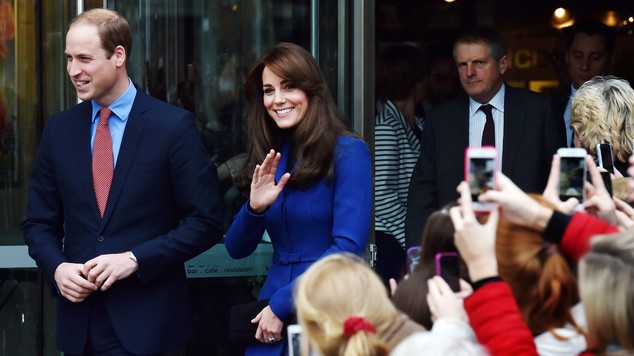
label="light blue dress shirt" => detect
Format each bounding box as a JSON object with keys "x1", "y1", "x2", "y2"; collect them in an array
[{"x1": 90, "y1": 78, "x2": 137, "y2": 167}]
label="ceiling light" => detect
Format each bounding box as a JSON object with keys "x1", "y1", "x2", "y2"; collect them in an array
[{"x1": 551, "y1": 7, "x2": 575, "y2": 29}]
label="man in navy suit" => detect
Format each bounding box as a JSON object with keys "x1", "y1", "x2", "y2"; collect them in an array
[
  {"x1": 552, "y1": 21, "x2": 616, "y2": 148},
  {"x1": 21, "y1": 8, "x2": 223, "y2": 355},
  {"x1": 404, "y1": 27, "x2": 565, "y2": 247}
]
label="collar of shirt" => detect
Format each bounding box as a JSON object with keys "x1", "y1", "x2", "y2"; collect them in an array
[
  {"x1": 468, "y1": 84, "x2": 506, "y2": 119},
  {"x1": 91, "y1": 78, "x2": 137, "y2": 124},
  {"x1": 89, "y1": 78, "x2": 137, "y2": 167}
]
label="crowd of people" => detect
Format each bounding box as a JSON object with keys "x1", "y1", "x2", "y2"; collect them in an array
[{"x1": 19, "y1": 5, "x2": 634, "y2": 356}]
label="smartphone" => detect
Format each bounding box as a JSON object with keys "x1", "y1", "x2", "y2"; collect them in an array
[
  {"x1": 435, "y1": 252, "x2": 460, "y2": 292},
  {"x1": 558, "y1": 147, "x2": 587, "y2": 202},
  {"x1": 601, "y1": 171, "x2": 613, "y2": 197},
  {"x1": 406, "y1": 246, "x2": 422, "y2": 274},
  {"x1": 287, "y1": 324, "x2": 302, "y2": 356},
  {"x1": 596, "y1": 143, "x2": 614, "y2": 174},
  {"x1": 465, "y1": 147, "x2": 498, "y2": 212}
]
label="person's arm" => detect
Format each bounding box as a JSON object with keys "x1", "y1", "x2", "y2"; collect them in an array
[
  {"x1": 374, "y1": 121, "x2": 408, "y2": 241},
  {"x1": 225, "y1": 201, "x2": 269, "y2": 259},
  {"x1": 480, "y1": 169, "x2": 619, "y2": 262},
  {"x1": 21, "y1": 116, "x2": 74, "y2": 285},
  {"x1": 550, "y1": 212, "x2": 618, "y2": 262},
  {"x1": 100, "y1": 109, "x2": 224, "y2": 284},
  {"x1": 226, "y1": 149, "x2": 291, "y2": 259},
  {"x1": 21, "y1": 114, "x2": 99, "y2": 299},
  {"x1": 268, "y1": 136, "x2": 373, "y2": 321},
  {"x1": 450, "y1": 181, "x2": 538, "y2": 355},
  {"x1": 405, "y1": 116, "x2": 438, "y2": 247},
  {"x1": 465, "y1": 282, "x2": 538, "y2": 356}
]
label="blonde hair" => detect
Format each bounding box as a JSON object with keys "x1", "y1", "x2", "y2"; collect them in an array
[
  {"x1": 294, "y1": 253, "x2": 394, "y2": 356},
  {"x1": 579, "y1": 231, "x2": 634, "y2": 354},
  {"x1": 571, "y1": 76, "x2": 634, "y2": 162}
]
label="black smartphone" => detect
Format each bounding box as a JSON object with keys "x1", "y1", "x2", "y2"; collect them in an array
[
  {"x1": 435, "y1": 252, "x2": 460, "y2": 292},
  {"x1": 596, "y1": 143, "x2": 615, "y2": 174},
  {"x1": 558, "y1": 148, "x2": 587, "y2": 202},
  {"x1": 601, "y1": 171, "x2": 613, "y2": 197}
]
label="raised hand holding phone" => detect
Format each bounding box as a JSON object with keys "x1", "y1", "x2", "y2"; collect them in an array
[{"x1": 449, "y1": 181, "x2": 499, "y2": 282}]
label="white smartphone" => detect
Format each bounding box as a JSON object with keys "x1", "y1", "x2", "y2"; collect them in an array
[
  {"x1": 596, "y1": 143, "x2": 614, "y2": 174},
  {"x1": 287, "y1": 324, "x2": 302, "y2": 356},
  {"x1": 558, "y1": 147, "x2": 587, "y2": 202},
  {"x1": 465, "y1": 146, "x2": 498, "y2": 213}
]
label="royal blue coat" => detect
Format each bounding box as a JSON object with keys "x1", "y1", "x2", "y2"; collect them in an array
[{"x1": 225, "y1": 135, "x2": 372, "y2": 355}]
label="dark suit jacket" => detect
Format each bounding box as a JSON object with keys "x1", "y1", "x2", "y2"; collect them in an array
[
  {"x1": 552, "y1": 88, "x2": 572, "y2": 147},
  {"x1": 404, "y1": 84, "x2": 566, "y2": 247},
  {"x1": 22, "y1": 88, "x2": 224, "y2": 354}
]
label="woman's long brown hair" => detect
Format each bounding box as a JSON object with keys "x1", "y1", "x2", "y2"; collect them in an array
[{"x1": 236, "y1": 42, "x2": 352, "y2": 192}]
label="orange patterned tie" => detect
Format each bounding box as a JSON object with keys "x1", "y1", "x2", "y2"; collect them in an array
[{"x1": 92, "y1": 107, "x2": 113, "y2": 217}]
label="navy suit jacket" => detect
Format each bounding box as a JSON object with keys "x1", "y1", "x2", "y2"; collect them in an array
[
  {"x1": 405, "y1": 84, "x2": 566, "y2": 247},
  {"x1": 22, "y1": 88, "x2": 224, "y2": 354},
  {"x1": 552, "y1": 88, "x2": 572, "y2": 147}
]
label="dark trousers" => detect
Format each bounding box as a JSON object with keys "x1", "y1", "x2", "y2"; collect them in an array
[
  {"x1": 65, "y1": 293, "x2": 161, "y2": 356},
  {"x1": 374, "y1": 231, "x2": 406, "y2": 289}
]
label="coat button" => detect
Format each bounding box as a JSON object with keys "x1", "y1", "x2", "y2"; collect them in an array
[{"x1": 97, "y1": 236, "x2": 104, "y2": 242}]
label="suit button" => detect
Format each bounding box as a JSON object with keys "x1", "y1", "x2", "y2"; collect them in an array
[{"x1": 97, "y1": 236, "x2": 104, "y2": 242}]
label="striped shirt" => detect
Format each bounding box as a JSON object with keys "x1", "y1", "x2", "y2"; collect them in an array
[{"x1": 374, "y1": 100, "x2": 421, "y2": 247}]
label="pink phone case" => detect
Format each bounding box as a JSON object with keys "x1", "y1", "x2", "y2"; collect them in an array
[
  {"x1": 464, "y1": 146, "x2": 498, "y2": 213},
  {"x1": 435, "y1": 252, "x2": 459, "y2": 276}
]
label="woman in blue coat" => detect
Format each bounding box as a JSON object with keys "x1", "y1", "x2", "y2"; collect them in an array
[{"x1": 225, "y1": 42, "x2": 372, "y2": 355}]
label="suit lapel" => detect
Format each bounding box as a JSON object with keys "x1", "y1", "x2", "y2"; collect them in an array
[
  {"x1": 553, "y1": 88, "x2": 571, "y2": 118},
  {"x1": 71, "y1": 102, "x2": 104, "y2": 222},
  {"x1": 502, "y1": 85, "x2": 525, "y2": 175},
  {"x1": 100, "y1": 89, "x2": 150, "y2": 225}
]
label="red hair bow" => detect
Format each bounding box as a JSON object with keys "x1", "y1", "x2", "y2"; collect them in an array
[{"x1": 343, "y1": 316, "x2": 376, "y2": 336}]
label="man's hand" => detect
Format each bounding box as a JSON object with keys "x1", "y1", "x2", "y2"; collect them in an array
[
  {"x1": 54, "y1": 262, "x2": 98, "y2": 302},
  {"x1": 82, "y1": 252, "x2": 138, "y2": 291}
]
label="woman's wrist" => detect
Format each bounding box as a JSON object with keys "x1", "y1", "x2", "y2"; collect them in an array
[
  {"x1": 529, "y1": 205, "x2": 553, "y2": 232},
  {"x1": 467, "y1": 258, "x2": 498, "y2": 282},
  {"x1": 248, "y1": 201, "x2": 266, "y2": 214}
]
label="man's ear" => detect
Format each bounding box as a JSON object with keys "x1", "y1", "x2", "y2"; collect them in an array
[
  {"x1": 114, "y1": 45, "x2": 126, "y2": 67},
  {"x1": 498, "y1": 55, "x2": 508, "y2": 75}
]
